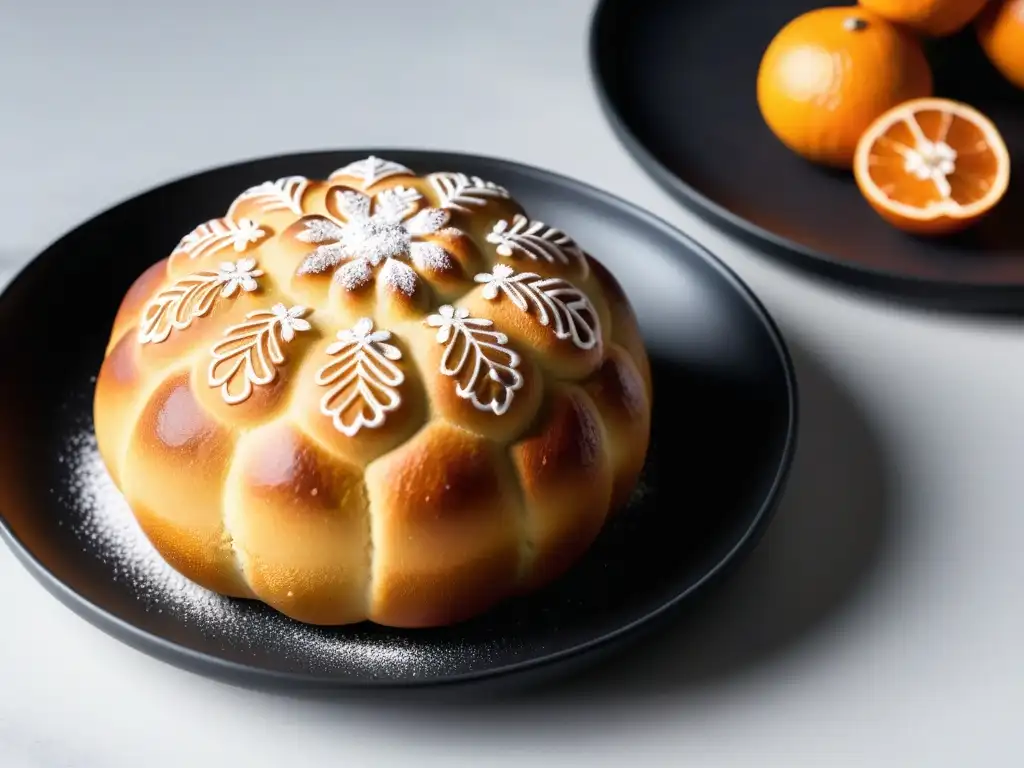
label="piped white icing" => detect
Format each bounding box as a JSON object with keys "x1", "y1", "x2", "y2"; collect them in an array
[
  {"x1": 428, "y1": 172, "x2": 509, "y2": 212},
  {"x1": 315, "y1": 317, "x2": 404, "y2": 437},
  {"x1": 474, "y1": 264, "x2": 600, "y2": 351},
  {"x1": 151, "y1": 165, "x2": 601, "y2": 424},
  {"x1": 486, "y1": 214, "x2": 587, "y2": 277},
  {"x1": 172, "y1": 217, "x2": 265, "y2": 261},
  {"x1": 328, "y1": 156, "x2": 412, "y2": 188},
  {"x1": 138, "y1": 258, "x2": 264, "y2": 345},
  {"x1": 228, "y1": 176, "x2": 309, "y2": 217},
  {"x1": 425, "y1": 305, "x2": 523, "y2": 415},
  {"x1": 293, "y1": 187, "x2": 451, "y2": 294},
  {"x1": 208, "y1": 304, "x2": 311, "y2": 405}
]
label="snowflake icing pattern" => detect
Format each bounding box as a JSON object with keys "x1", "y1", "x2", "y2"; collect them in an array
[{"x1": 293, "y1": 185, "x2": 455, "y2": 294}]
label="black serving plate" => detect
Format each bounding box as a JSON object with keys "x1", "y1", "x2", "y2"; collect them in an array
[
  {"x1": 590, "y1": 0, "x2": 1024, "y2": 312},
  {"x1": 0, "y1": 149, "x2": 797, "y2": 692}
]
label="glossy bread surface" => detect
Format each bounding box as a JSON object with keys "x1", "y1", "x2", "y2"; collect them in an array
[{"x1": 93, "y1": 156, "x2": 652, "y2": 627}]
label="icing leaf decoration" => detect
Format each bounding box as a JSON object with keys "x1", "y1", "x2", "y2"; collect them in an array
[
  {"x1": 425, "y1": 305, "x2": 523, "y2": 415},
  {"x1": 172, "y1": 217, "x2": 265, "y2": 261},
  {"x1": 315, "y1": 317, "x2": 404, "y2": 437},
  {"x1": 138, "y1": 258, "x2": 264, "y2": 345},
  {"x1": 485, "y1": 214, "x2": 588, "y2": 278},
  {"x1": 207, "y1": 304, "x2": 311, "y2": 405},
  {"x1": 227, "y1": 176, "x2": 309, "y2": 217},
  {"x1": 328, "y1": 155, "x2": 413, "y2": 188},
  {"x1": 428, "y1": 172, "x2": 509, "y2": 212},
  {"x1": 474, "y1": 265, "x2": 601, "y2": 351}
]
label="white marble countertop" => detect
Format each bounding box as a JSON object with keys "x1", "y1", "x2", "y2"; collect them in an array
[{"x1": 2, "y1": 1, "x2": 1022, "y2": 765}]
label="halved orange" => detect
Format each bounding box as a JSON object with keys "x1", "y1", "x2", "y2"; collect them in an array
[{"x1": 853, "y1": 98, "x2": 1010, "y2": 235}]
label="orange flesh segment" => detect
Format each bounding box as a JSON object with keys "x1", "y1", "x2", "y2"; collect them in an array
[{"x1": 864, "y1": 109, "x2": 1001, "y2": 212}]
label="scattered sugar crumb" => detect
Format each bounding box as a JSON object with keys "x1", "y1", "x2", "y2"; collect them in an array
[{"x1": 57, "y1": 429, "x2": 376, "y2": 670}]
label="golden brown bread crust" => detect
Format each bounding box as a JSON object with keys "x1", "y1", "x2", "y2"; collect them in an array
[
  {"x1": 511, "y1": 386, "x2": 612, "y2": 591},
  {"x1": 94, "y1": 157, "x2": 652, "y2": 626},
  {"x1": 365, "y1": 421, "x2": 522, "y2": 627},
  {"x1": 231, "y1": 423, "x2": 369, "y2": 624}
]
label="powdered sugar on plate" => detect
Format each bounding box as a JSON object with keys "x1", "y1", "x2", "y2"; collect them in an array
[
  {"x1": 43, "y1": 410, "x2": 523, "y2": 680},
  {"x1": 54, "y1": 428, "x2": 408, "y2": 674},
  {"x1": 60, "y1": 430, "x2": 237, "y2": 621}
]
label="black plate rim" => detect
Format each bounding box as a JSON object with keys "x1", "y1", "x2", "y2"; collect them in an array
[
  {"x1": 0, "y1": 147, "x2": 799, "y2": 690},
  {"x1": 586, "y1": 0, "x2": 1024, "y2": 307}
]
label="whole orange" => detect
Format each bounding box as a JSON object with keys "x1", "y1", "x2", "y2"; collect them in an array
[
  {"x1": 976, "y1": 0, "x2": 1024, "y2": 90},
  {"x1": 757, "y1": 7, "x2": 934, "y2": 169},
  {"x1": 858, "y1": 0, "x2": 990, "y2": 36}
]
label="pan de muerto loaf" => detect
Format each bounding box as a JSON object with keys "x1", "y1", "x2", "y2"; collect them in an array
[{"x1": 93, "y1": 156, "x2": 652, "y2": 627}]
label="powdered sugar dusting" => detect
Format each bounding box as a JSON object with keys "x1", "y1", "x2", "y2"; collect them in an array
[
  {"x1": 344, "y1": 215, "x2": 412, "y2": 267},
  {"x1": 411, "y1": 242, "x2": 453, "y2": 273},
  {"x1": 55, "y1": 428, "x2": 395, "y2": 672},
  {"x1": 335, "y1": 258, "x2": 373, "y2": 291},
  {"x1": 296, "y1": 217, "x2": 344, "y2": 245},
  {"x1": 405, "y1": 208, "x2": 449, "y2": 236},
  {"x1": 296, "y1": 244, "x2": 345, "y2": 276},
  {"x1": 292, "y1": 187, "x2": 453, "y2": 295},
  {"x1": 61, "y1": 430, "x2": 235, "y2": 619},
  {"x1": 380, "y1": 259, "x2": 418, "y2": 295}
]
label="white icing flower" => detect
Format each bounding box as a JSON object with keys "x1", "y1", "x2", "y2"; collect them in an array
[
  {"x1": 231, "y1": 219, "x2": 266, "y2": 251},
  {"x1": 216, "y1": 258, "x2": 264, "y2": 297},
  {"x1": 294, "y1": 186, "x2": 454, "y2": 295},
  {"x1": 474, "y1": 264, "x2": 518, "y2": 299},
  {"x1": 426, "y1": 304, "x2": 494, "y2": 344},
  {"x1": 326, "y1": 316, "x2": 401, "y2": 359},
  {"x1": 269, "y1": 303, "x2": 312, "y2": 342}
]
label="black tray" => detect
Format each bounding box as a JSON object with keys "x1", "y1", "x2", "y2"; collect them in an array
[{"x1": 590, "y1": 0, "x2": 1024, "y2": 312}]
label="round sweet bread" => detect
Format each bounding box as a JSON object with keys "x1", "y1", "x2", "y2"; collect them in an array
[{"x1": 93, "y1": 156, "x2": 653, "y2": 627}]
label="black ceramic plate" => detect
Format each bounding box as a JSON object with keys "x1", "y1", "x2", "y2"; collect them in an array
[
  {"x1": 0, "y1": 150, "x2": 796, "y2": 692},
  {"x1": 591, "y1": 0, "x2": 1024, "y2": 311}
]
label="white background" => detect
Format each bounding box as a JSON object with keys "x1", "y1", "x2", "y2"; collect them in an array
[{"x1": 1, "y1": 1, "x2": 1022, "y2": 765}]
